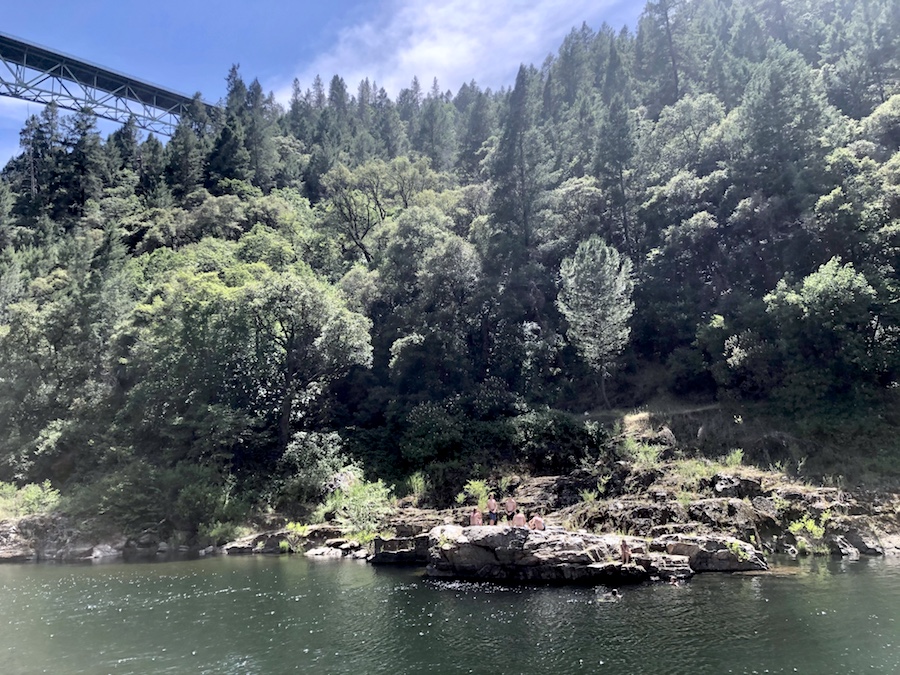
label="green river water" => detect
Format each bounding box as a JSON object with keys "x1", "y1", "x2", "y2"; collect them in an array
[{"x1": 0, "y1": 554, "x2": 897, "y2": 674}]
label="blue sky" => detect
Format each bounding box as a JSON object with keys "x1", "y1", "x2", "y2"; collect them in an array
[{"x1": 1, "y1": 0, "x2": 641, "y2": 166}]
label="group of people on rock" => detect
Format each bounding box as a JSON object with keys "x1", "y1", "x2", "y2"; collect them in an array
[{"x1": 468, "y1": 493, "x2": 545, "y2": 530}]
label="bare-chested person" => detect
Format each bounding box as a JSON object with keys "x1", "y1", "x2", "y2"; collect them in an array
[
  {"x1": 504, "y1": 496, "x2": 517, "y2": 523},
  {"x1": 528, "y1": 513, "x2": 545, "y2": 530},
  {"x1": 486, "y1": 493, "x2": 499, "y2": 525},
  {"x1": 469, "y1": 507, "x2": 483, "y2": 526},
  {"x1": 511, "y1": 510, "x2": 527, "y2": 527},
  {"x1": 620, "y1": 537, "x2": 631, "y2": 564}
]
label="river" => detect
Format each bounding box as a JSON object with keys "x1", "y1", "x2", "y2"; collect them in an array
[{"x1": 0, "y1": 554, "x2": 897, "y2": 674}]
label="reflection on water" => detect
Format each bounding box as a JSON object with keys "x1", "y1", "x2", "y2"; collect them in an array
[{"x1": 0, "y1": 555, "x2": 897, "y2": 674}]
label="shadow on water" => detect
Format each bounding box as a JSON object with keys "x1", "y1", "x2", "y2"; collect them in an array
[{"x1": 0, "y1": 554, "x2": 898, "y2": 674}]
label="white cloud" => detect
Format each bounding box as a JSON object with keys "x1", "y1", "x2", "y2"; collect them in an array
[{"x1": 275, "y1": 0, "x2": 633, "y2": 100}]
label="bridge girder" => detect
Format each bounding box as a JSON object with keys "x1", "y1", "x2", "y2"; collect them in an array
[{"x1": 0, "y1": 31, "x2": 216, "y2": 136}]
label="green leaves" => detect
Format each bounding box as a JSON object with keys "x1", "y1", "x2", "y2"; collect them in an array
[{"x1": 557, "y1": 236, "x2": 635, "y2": 384}]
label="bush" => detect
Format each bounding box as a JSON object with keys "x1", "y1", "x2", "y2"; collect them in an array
[
  {"x1": 455, "y1": 479, "x2": 489, "y2": 510},
  {"x1": 276, "y1": 431, "x2": 349, "y2": 510},
  {"x1": 788, "y1": 514, "x2": 826, "y2": 540},
  {"x1": 425, "y1": 460, "x2": 474, "y2": 507},
  {"x1": 723, "y1": 448, "x2": 744, "y2": 468},
  {"x1": 0, "y1": 480, "x2": 60, "y2": 519},
  {"x1": 67, "y1": 460, "x2": 230, "y2": 539},
  {"x1": 512, "y1": 409, "x2": 604, "y2": 473},
  {"x1": 620, "y1": 437, "x2": 662, "y2": 467},
  {"x1": 314, "y1": 473, "x2": 394, "y2": 539}
]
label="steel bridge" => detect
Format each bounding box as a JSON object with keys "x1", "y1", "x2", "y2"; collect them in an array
[{"x1": 0, "y1": 31, "x2": 215, "y2": 136}]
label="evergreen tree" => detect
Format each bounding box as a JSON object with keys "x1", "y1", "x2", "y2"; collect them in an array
[
  {"x1": 61, "y1": 107, "x2": 105, "y2": 218},
  {"x1": 207, "y1": 114, "x2": 252, "y2": 187},
  {"x1": 166, "y1": 119, "x2": 204, "y2": 200},
  {"x1": 557, "y1": 235, "x2": 634, "y2": 407}
]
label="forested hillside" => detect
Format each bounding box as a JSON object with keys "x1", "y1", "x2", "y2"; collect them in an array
[{"x1": 1, "y1": 0, "x2": 899, "y2": 537}]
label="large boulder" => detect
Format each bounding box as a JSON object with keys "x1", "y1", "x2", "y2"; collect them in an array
[
  {"x1": 0, "y1": 520, "x2": 34, "y2": 562},
  {"x1": 426, "y1": 525, "x2": 650, "y2": 585},
  {"x1": 839, "y1": 522, "x2": 884, "y2": 556},
  {"x1": 369, "y1": 534, "x2": 430, "y2": 565},
  {"x1": 650, "y1": 534, "x2": 767, "y2": 572},
  {"x1": 700, "y1": 473, "x2": 764, "y2": 499}
]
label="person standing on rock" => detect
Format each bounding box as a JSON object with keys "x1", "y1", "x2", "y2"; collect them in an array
[
  {"x1": 528, "y1": 513, "x2": 545, "y2": 530},
  {"x1": 486, "y1": 493, "x2": 499, "y2": 525},
  {"x1": 469, "y1": 508, "x2": 483, "y2": 526},
  {"x1": 620, "y1": 538, "x2": 631, "y2": 564},
  {"x1": 511, "y1": 510, "x2": 527, "y2": 527},
  {"x1": 504, "y1": 496, "x2": 517, "y2": 523}
]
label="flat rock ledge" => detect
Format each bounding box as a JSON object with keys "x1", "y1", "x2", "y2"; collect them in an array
[{"x1": 425, "y1": 525, "x2": 766, "y2": 585}]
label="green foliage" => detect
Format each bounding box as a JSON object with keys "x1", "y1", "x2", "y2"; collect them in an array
[
  {"x1": 723, "y1": 449, "x2": 744, "y2": 468},
  {"x1": 403, "y1": 471, "x2": 431, "y2": 506},
  {"x1": 313, "y1": 474, "x2": 394, "y2": 539},
  {"x1": 579, "y1": 488, "x2": 598, "y2": 503},
  {"x1": 197, "y1": 521, "x2": 252, "y2": 546},
  {"x1": 0, "y1": 480, "x2": 60, "y2": 518},
  {"x1": 788, "y1": 514, "x2": 827, "y2": 540},
  {"x1": 725, "y1": 540, "x2": 751, "y2": 562},
  {"x1": 512, "y1": 409, "x2": 604, "y2": 474},
  {"x1": 772, "y1": 495, "x2": 790, "y2": 513},
  {"x1": 275, "y1": 432, "x2": 349, "y2": 510},
  {"x1": 4, "y1": 1, "x2": 900, "y2": 532},
  {"x1": 455, "y1": 479, "x2": 489, "y2": 510},
  {"x1": 557, "y1": 236, "x2": 634, "y2": 406},
  {"x1": 620, "y1": 437, "x2": 661, "y2": 468}
]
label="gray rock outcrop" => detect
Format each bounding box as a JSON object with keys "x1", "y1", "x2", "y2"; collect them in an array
[
  {"x1": 648, "y1": 534, "x2": 768, "y2": 572},
  {"x1": 426, "y1": 525, "x2": 699, "y2": 584}
]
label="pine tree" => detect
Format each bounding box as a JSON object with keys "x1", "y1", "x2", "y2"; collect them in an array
[
  {"x1": 207, "y1": 114, "x2": 252, "y2": 187},
  {"x1": 557, "y1": 236, "x2": 634, "y2": 407},
  {"x1": 166, "y1": 119, "x2": 203, "y2": 201}
]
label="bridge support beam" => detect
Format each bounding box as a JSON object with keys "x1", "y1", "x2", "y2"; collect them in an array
[{"x1": 0, "y1": 31, "x2": 214, "y2": 136}]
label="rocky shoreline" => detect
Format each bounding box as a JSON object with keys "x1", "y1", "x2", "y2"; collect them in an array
[{"x1": 2, "y1": 462, "x2": 898, "y2": 582}]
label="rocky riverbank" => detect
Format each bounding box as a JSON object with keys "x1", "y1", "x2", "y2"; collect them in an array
[
  {"x1": 2, "y1": 460, "x2": 898, "y2": 569},
  {"x1": 425, "y1": 525, "x2": 765, "y2": 584}
]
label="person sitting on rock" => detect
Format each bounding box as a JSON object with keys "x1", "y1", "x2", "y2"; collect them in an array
[
  {"x1": 511, "y1": 510, "x2": 527, "y2": 527},
  {"x1": 469, "y1": 507, "x2": 483, "y2": 526},
  {"x1": 528, "y1": 513, "x2": 545, "y2": 530},
  {"x1": 504, "y1": 496, "x2": 517, "y2": 523},
  {"x1": 620, "y1": 537, "x2": 632, "y2": 564},
  {"x1": 486, "y1": 493, "x2": 499, "y2": 525}
]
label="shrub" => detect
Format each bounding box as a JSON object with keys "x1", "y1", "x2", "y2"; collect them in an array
[
  {"x1": 455, "y1": 479, "x2": 489, "y2": 510},
  {"x1": 579, "y1": 488, "x2": 598, "y2": 503},
  {"x1": 788, "y1": 513, "x2": 828, "y2": 545},
  {"x1": 725, "y1": 540, "x2": 751, "y2": 561},
  {"x1": 512, "y1": 409, "x2": 602, "y2": 473},
  {"x1": 723, "y1": 448, "x2": 744, "y2": 468},
  {"x1": 276, "y1": 431, "x2": 348, "y2": 510},
  {"x1": 67, "y1": 460, "x2": 230, "y2": 539},
  {"x1": 283, "y1": 522, "x2": 310, "y2": 552},
  {"x1": 0, "y1": 480, "x2": 61, "y2": 518},
  {"x1": 314, "y1": 474, "x2": 394, "y2": 539},
  {"x1": 197, "y1": 521, "x2": 252, "y2": 546},
  {"x1": 621, "y1": 437, "x2": 661, "y2": 467},
  {"x1": 403, "y1": 471, "x2": 431, "y2": 506}
]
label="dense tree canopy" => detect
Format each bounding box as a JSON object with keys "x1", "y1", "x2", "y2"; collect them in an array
[{"x1": 1, "y1": 0, "x2": 899, "y2": 533}]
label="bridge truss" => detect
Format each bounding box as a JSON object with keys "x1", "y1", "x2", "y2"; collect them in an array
[{"x1": 0, "y1": 31, "x2": 214, "y2": 136}]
